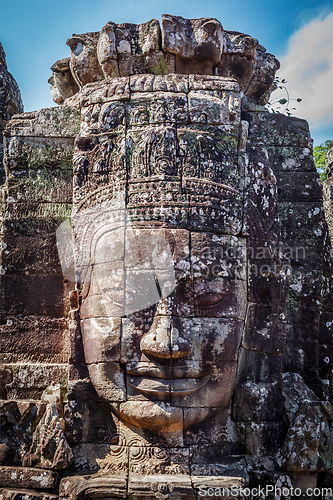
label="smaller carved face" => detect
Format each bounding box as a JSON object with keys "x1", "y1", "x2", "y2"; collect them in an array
[{"x1": 80, "y1": 225, "x2": 247, "y2": 431}]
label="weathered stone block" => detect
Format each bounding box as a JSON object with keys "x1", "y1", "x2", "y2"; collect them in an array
[
  {"x1": 0, "y1": 275, "x2": 71, "y2": 317},
  {"x1": 244, "y1": 422, "x2": 284, "y2": 459},
  {"x1": 0, "y1": 316, "x2": 69, "y2": 363},
  {"x1": 5, "y1": 364, "x2": 68, "y2": 399},
  {"x1": 0, "y1": 466, "x2": 58, "y2": 489},
  {"x1": 129, "y1": 91, "x2": 188, "y2": 126},
  {"x1": 284, "y1": 339, "x2": 319, "y2": 385},
  {"x1": 236, "y1": 348, "x2": 283, "y2": 384},
  {"x1": 268, "y1": 145, "x2": 317, "y2": 172},
  {"x1": 80, "y1": 78, "x2": 130, "y2": 108},
  {"x1": 276, "y1": 172, "x2": 322, "y2": 202},
  {"x1": 0, "y1": 233, "x2": 62, "y2": 275},
  {"x1": 3, "y1": 201, "x2": 71, "y2": 223},
  {"x1": 64, "y1": 398, "x2": 118, "y2": 445},
  {"x1": 59, "y1": 473, "x2": 127, "y2": 499},
  {"x1": 188, "y1": 90, "x2": 240, "y2": 125},
  {"x1": 233, "y1": 380, "x2": 283, "y2": 422},
  {"x1": 319, "y1": 312, "x2": 333, "y2": 345},
  {"x1": 0, "y1": 489, "x2": 58, "y2": 500},
  {"x1": 190, "y1": 444, "x2": 248, "y2": 478},
  {"x1": 189, "y1": 198, "x2": 243, "y2": 235},
  {"x1": 287, "y1": 268, "x2": 322, "y2": 309},
  {"x1": 278, "y1": 202, "x2": 325, "y2": 240},
  {"x1": 178, "y1": 124, "x2": 239, "y2": 188},
  {"x1": 87, "y1": 362, "x2": 127, "y2": 402},
  {"x1": 81, "y1": 317, "x2": 121, "y2": 364},
  {"x1": 191, "y1": 232, "x2": 246, "y2": 281},
  {"x1": 5, "y1": 136, "x2": 74, "y2": 171},
  {"x1": 247, "y1": 113, "x2": 312, "y2": 148},
  {"x1": 282, "y1": 237, "x2": 323, "y2": 268},
  {"x1": 242, "y1": 304, "x2": 285, "y2": 354},
  {"x1": 71, "y1": 443, "x2": 128, "y2": 473},
  {"x1": 129, "y1": 473, "x2": 195, "y2": 499},
  {"x1": 6, "y1": 167, "x2": 72, "y2": 204},
  {"x1": 5, "y1": 107, "x2": 80, "y2": 138},
  {"x1": 286, "y1": 307, "x2": 320, "y2": 343},
  {"x1": 1, "y1": 213, "x2": 70, "y2": 235}
]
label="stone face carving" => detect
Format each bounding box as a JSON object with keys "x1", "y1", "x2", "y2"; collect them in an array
[
  {"x1": 70, "y1": 76, "x2": 248, "y2": 445},
  {"x1": 48, "y1": 58, "x2": 79, "y2": 105},
  {"x1": 161, "y1": 15, "x2": 224, "y2": 74},
  {"x1": 0, "y1": 42, "x2": 23, "y2": 121},
  {"x1": 49, "y1": 15, "x2": 279, "y2": 107},
  {"x1": 0, "y1": 41, "x2": 23, "y2": 184},
  {"x1": 1, "y1": 13, "x2": 333, "y2": 500}
]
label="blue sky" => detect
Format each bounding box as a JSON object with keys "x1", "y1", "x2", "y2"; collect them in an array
[{"x1": 1, "y1": 0, "x2": 332, "y2": 145}]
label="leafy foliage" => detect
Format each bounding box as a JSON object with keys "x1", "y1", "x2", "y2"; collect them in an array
[
  {"x1": 314, "y1": 140, "x2": 332, "y2": 182},
  {"x1": 267, "y1": 77, "x2": 302, "y2": 116},
  {"x1": 268, "y1": 79, "x2": 332, "y2": 183}
]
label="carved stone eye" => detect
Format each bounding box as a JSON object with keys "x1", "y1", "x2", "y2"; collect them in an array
[
  {"x1": 194, "y1": 292, "x2": 228, "y2": 308},
  {"x1": 67, "y1": 38, "x2": 84, "y2": 56},
  {"x1": 75, "y1": 136, "x2": 96, "y2": 151}
]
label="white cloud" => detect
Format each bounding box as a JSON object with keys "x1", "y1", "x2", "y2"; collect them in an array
[{"x1": 273, "y1": 12, "x2": 333, "y2": 129}]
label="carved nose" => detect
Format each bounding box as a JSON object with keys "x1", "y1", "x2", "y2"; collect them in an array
[{"x1": 140, "y1": 316, "x2": 192, "y2": 360}]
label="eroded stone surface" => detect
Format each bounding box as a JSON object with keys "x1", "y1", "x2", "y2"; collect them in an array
[
  {"x1": 49, "y1": 15, "x2": 279, "y2": 108},
  {"x1": 0, "y1": 13, "x2": 332, "y2": 500},
  {"x1": 0, "y1": 41, "x2": 23, "y2": 185}
]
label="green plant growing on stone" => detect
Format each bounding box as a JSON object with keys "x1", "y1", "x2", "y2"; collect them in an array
[
  {"x1": 59, "y1": 376, "x2": 68, "y2": 402},
  {"x1": 152, "y1": 56, "x2": 168, "y2": 76},
  {"x1": 267, "y1": 77, "x2": 302, "y2": 116},
  {"x1": 314, "y1": 140, "x2": 332, "y2": 182}
]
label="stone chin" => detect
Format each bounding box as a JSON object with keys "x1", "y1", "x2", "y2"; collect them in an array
[{"x1": 87, "y1": 361, "x2": 237, "y2": 431}]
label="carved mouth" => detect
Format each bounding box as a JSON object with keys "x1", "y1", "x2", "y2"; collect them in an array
[
  {"x1": 126, "y1": 361, "x2": 210, "y2": 379},
  {"x1": 126, "y1": 373, "x2": 211, "y2": 396}
]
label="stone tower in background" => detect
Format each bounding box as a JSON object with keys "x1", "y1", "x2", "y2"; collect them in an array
[{"x1": 0, "y1": 42, "x2": 23, "y2": 184}]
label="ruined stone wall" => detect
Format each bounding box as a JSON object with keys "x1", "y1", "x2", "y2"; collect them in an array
[
  {"x1": 0, "y1": 106, "x2": 80, "y2": 399},
  {"x1": 0, "y1": 42, "x2": 23, "y2": 185},
  {"x1": 0, "y1": 14, "x2": 333, "y2": 499},
  {"x1": 323, "y1": 142, "x2": 333, "y2": 244},
  {"x1": 243, "y1": 112, "x2": 333, "y2": 402}
]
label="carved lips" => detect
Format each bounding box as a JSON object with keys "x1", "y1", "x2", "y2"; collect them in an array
[{"x1": 126, "y1": 360, "x2": 212, "y2": 398}]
